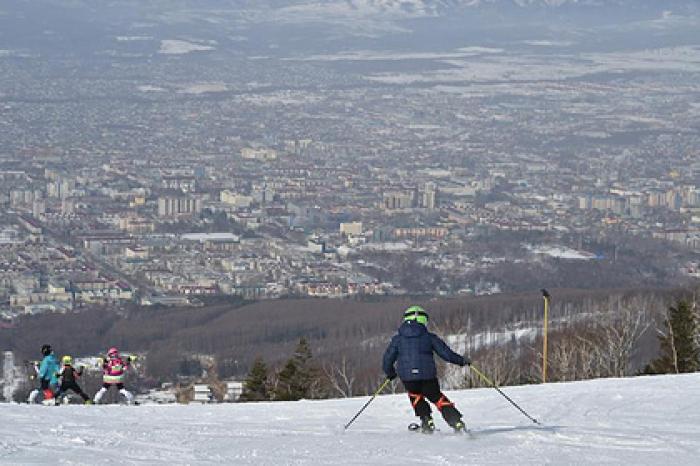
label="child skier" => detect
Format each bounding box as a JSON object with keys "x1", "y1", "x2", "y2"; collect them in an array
[
  {"x1": 383, "y1": 306, "x2": 470, "y2": 433},
  {"x1": 93, "y1": 347, "x2": 135, "y2": 405},
  {"x1": 56, "y1": 355, "x2": 91, "y2": 404},
  {"x1": 26, "y1": 360, "x2": 41, "y2": 403},
  {"x1": 37, "y1": 344, "x2": 60, "y2": 405}
]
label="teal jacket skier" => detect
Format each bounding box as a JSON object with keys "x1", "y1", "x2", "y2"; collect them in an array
[
  {"x1": 39, "y1": 350, "x2": 60, "y2": 386},
  {"x1": 37, "y1": 344, "x2": 60, "y2": 404}
]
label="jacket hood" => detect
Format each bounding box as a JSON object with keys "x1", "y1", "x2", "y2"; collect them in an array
[{"x1": 398, "y1": 320, "x2": 428, "y2": 338}]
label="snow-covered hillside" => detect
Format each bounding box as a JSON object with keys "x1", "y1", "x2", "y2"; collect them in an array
[{"x1": 2, "y1": 374, "x2": 699, "y2": 464}]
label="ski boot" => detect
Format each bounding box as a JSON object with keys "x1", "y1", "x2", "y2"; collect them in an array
[
  {"x1": 420, "y1": 416, "x2": 435, "y2": 434},
  {"x1": 27, "y1": 389, "x2": 40, "y2": 404},
  {"x1": 452, "y1": 420, "x2": 467, "y2": 434}
]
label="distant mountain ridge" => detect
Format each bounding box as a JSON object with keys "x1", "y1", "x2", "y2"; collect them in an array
[
  {"x1": 253, "y1": 0, "x2": 700, "y2": 26},
  {"x1": 18, "y1": 0, "x2": 700, "y2": 20},
  {"x1": 260, "y1": 0, "x2": 700, "y2": 19},
  {"x1": 42, "y1": 0, "x2": 689, "y2": 12},
  {"x1": 289, "y1": 0, "x2": 697, "y2": 11},
  {"x1": 2, "y1": 0, "x2": 697, "y2": 51}
]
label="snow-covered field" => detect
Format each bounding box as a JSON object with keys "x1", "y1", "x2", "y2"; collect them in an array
[
  {"x1": 1, "y1": 374, "x2": 699, "y2": 465},
  {"x1": 158, "y1": 40, "x2": 215, "y2": 55},
  {"x1": 364, "y1": 46, "x2": 700, "y2": 85}
]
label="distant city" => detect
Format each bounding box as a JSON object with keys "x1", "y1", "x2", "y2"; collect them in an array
[{"x1": 1, "y1": 0, "x2": 699, "y2": 319}]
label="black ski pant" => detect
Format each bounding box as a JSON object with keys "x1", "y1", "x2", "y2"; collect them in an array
[
  {"x1": 403, "y1": 378, "x2": 462, "y2": 427},
  {"x1": 58, "y1": 381, "x2": 89, "y2": 401},
  {"x1": 103, "y1": 383, "x2": 124, "y2": 390},
  {"x1": 40, "y1": 378, "x2": 56, "y2": 397}
]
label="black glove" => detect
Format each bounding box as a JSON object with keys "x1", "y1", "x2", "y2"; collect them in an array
[
  {"x1": 462, "y1": 356, "x2": 472, "y2": 367},
  {"x1": 386, "y1": 372, "x2": 397, "y2": 381}
]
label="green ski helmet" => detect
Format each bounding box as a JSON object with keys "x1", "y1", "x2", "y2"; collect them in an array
[{"x1": 404, "y1": 305, "x2": 429, "y2": 326}]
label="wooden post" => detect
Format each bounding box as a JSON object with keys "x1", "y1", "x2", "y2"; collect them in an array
[{"x1": 541, "y1": 289, "x2": 551, "y2": 383}]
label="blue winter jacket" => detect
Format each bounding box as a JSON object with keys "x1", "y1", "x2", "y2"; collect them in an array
[
  {"x1": 38, "y1": 354, "x2": 60, "y2": 386},
  {"x1": 383, "y1": 321, "x2": 466, "y2": 382}
]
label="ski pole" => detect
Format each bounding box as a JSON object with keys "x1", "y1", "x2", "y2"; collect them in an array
[
  {"x1": 470, "y1": 365, "x2": 540, "y2": 425},
  {"x1": 344, "y1": 378, "x2": 391, "y2": 430}
]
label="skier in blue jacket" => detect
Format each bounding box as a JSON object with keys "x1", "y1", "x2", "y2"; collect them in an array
[
  {"x1": 383, "y1": 306, "x2": 470, "y2": 433},
  {"x1": 38, "y1": 344, "x2": 60, "y2": 405}
]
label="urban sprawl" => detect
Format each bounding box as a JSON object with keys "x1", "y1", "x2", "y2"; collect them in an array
[{"x1": 1, "y1": 44, "x2": 700, "y2": 319}]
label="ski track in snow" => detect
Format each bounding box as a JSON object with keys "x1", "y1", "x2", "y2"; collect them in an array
[{"x1": 2, "y1": 374, "x2": 700, "y2": 464}]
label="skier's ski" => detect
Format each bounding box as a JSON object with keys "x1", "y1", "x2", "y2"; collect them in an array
[
  {"x1": 408, "y1": 422, "x2": 437, "y2": 434},
  {"x1": 408, "y1": 423, "x2": 475, "y2": 438}
]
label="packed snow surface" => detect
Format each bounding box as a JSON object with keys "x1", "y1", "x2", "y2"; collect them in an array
[{"x1": 1, "y1": 374, "x2": 699, "y2": 464}]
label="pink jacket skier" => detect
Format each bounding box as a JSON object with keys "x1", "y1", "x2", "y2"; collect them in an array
[{"x1": 93, "y1": 347, "x2": 135, "y2": 404}]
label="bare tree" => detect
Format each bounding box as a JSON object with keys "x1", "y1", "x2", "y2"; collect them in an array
[
  {"x1": 665, "y1": 310, "x2": 680, "y2": 374},
  {"x1": 175, "y1": 383, "x2": 194, "y2": 404},
  {"x1": 549, "y1": 334, "x2": 580, "y2": 382},
  {"x1": 323, "y1": 356, "x2": 357, "y2": 398},
  {"x1": 596, "y1": 305, "x2": 651, "y2": 377},
  {"x1": 531, "y1": 330, "x2": 601, "y2": 383},
  {"x1": 468, "y1": 346, "x2": 519, "y2": 388},
  {"x1": 691, "y1": 286, "x2": 700, "y2": 351},
  {"x1": 575, "y1": 334, "x2": 606, "y2": 380},
  {"x1": 308, "y1": 374, "x2": 328, "y2": 400},
  {"x1": 203, "y1": 359, "x2": 228, "y2": 402}
]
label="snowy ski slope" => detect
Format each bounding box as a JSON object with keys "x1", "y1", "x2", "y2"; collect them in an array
[{"x1": 1, "y1": 373, "x2": 699, "y2": 465}]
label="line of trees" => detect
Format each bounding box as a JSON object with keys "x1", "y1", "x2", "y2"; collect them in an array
[
  {"x1": 3, "y1": 286, "x2": 698, "y2": 401},
  {"x1": 464, "y1": 295, "x2": 700, "y2": 390},
  {"x1": 234, "y1": 293, "x2": 700, "y2": 403}
]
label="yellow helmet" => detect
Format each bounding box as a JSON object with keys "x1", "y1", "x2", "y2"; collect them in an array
[
  {"x1": 62, "y1": 355, "x2": 73, "y2": 365},
  {"x1": 404, "y1": 305, "x2": 429, "y2": 326}
]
